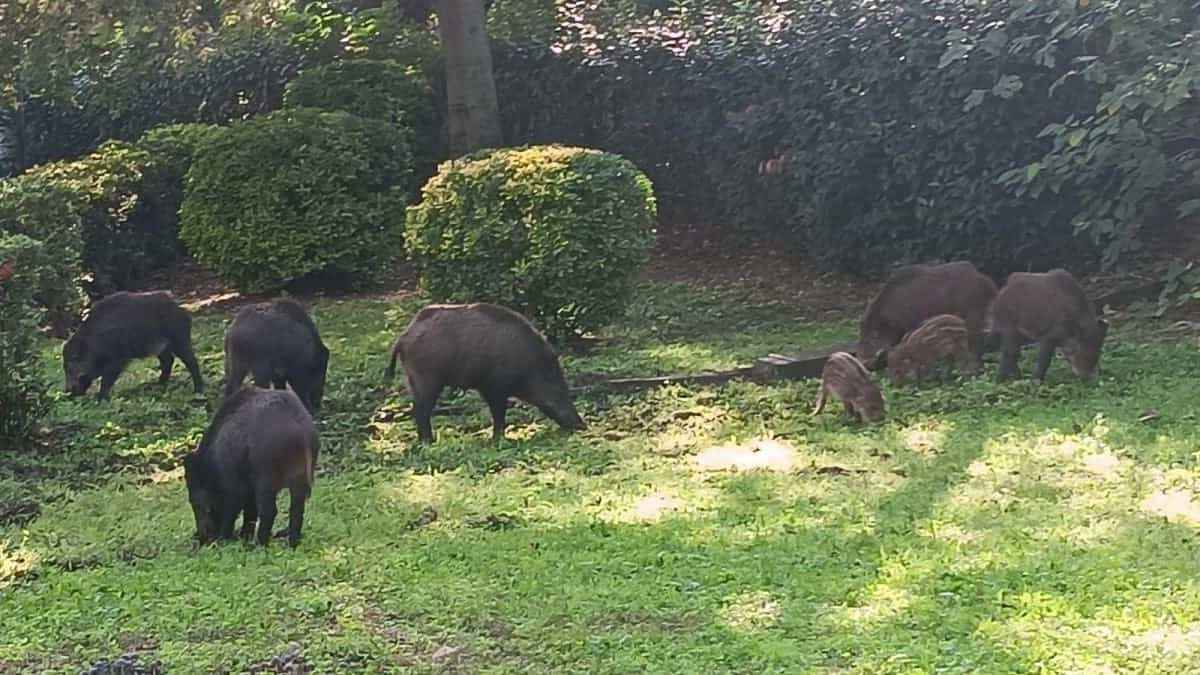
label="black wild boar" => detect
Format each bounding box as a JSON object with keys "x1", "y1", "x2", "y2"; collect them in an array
[
  {"x1": 62, "y1": 291, "x2": 204, "y2": 400},
  {"x1": 223, "y1": 298, "x2": 329, "y2": 413},
  {"x1": 886, "y1": 314, "x2": 977, "y2": 385},
  {"x1": 386, "y1": 302, "x2": 586, "y2": 443},
  {"x1": 812, "y1": 352, "x2": 885, "y2": 423},
  {"x1": 183, "y1": 387, "x2": 318, "y2": 547},
  {"x1": 857, "y1": 261, "x2": 998, "y2": 369},
  {"x1": 991, "y1": 269, "x2": 1109, "y2": 382}
]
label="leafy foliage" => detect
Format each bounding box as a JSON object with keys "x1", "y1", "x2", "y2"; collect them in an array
[
  {"x1": 0, "y1": 176, "x2": 85, "y2": 331},
  {"x1": 180, "y1": 108, "x2": 413, "y2": 292},
  {"x1": 283, "y1": 58, "x2": 438, "y2": 180},
  {"x1": 0, "y1": 233, "x2": 53, "y2": 447},
  {"x1": 405, "y1": 145, "x2": 656, "y2": 339},
  {"x1": 19, "y1": 141, "x2": 178, "y2": 293}
]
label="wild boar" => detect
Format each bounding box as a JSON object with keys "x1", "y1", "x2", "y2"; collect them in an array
[
  {"x1": 62, "y1": 291, "x2": 204, "y2": 400},
  {"x1": 223, "y1": 298, "x2": 329, "y2": 413},
  {"x1": 812, "y1": 352, "x2": 885, "y2": 423},
  {"x1": 886, "y1": 314, "x2": 977, "y2": 385},
  {"x1": 183, "y1": 387, "x2": 318, "y2": 547},
  {"x1": 857, "y1": 261, "x2": 998, "y2": 369},
  {"x1": 386, "y1": 302, "x2": 586, "y2": 443},
  {"x1": 991, "y1": 269, "x2": 1109, "y2": 382}
]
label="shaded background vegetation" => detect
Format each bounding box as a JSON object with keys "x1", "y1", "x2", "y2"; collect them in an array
[{"x1": 3, "y1": 0, "x2": 1197, "y2": 279}]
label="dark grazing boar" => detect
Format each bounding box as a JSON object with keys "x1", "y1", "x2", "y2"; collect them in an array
[
  {"x1": 183, "y1": 387, "x2": 318, "y2": 548},
  {"x1": 857, "y1": 261, "x2": 998, "y2": 369},
  {"x1": 386, "y1": 302, "x2": 586, "y2": 443},
  {"x1": 62, "y1": 291, "x2": 204, "y2": 400},
  {"x1": 812, "y1": 352, "x2": 885, "y2": 423},
  {"x1": 991, "y1": 269, "x2": 1109, "y2": 382},
  {"x1": 886, "y1": 314, "x2": 977, "y2": 385},
  {"x1": 223, "y1": 298, "x2": 329, "y2": 413}
]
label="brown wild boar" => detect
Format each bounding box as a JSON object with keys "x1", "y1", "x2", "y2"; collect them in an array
[
  {"x1": 63, "y1": 291, "x2": 204, "y2": 400},
  {"x1": 183, "y1": 387, "x2": 318, "y2": 547},
  {"x1": 386, "y1": 303, "x2": 586, "y2": 443},
  {"x1": 857, "y1": 261, "x2": 998, "y2": 369},
  {"x1": 812, "y1": 352, "x2": 885, "y2": 423},
  {"x1": 223, "y1": 298, "x2": 329, "y2": 414},
  {"x1": 886, "y1": 314, "x2": 977, "y2": 385},
  {"x1": 991, "y1": 269, "x2": 1109, "y2": 382}
]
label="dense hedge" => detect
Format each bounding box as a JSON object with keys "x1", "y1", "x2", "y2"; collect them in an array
[
  {"x1": 0, "y1": 233, "x2": 53, "y2": 447},
  {"x1": 489, "y1": 0, "x2": 1198, "y2": 275},
  {"x1": 0, "y1": 176, "x2": 85, "y2": 333},
  {"x1": 180, "y1": 108, "x2": 413, "y2": 292},
  {"x1": 19, "y1": 141, "x2": 180, "y2": 293},
  {"x1": 406, "y1": 145, "x2": 656, "y2": 339},
  {"x1": 283, "y1": 59, "x2": 438, "y2": 184}
]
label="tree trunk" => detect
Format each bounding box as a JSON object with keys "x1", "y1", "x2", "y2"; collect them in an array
[{"x1": 437, "y1": 0, "x2": 502, "y2": 156}]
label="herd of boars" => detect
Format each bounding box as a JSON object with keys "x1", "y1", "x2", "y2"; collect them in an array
[{"x1": 59, "y1": 261, "x2": 1107, "y2": 548}]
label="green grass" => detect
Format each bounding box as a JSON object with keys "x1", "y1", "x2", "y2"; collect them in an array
[{"x1": 3, "y1": 281, "x2": 1200, "y2": 673}]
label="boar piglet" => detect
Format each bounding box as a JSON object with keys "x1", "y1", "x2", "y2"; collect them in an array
[
  {"x1": 183, "y1": 387, "x2": 318, "y2": 547},
  {"x1": 224, "y1": 298, "x2": 329, "y2": 413},
  {"x1": 63, "y1": 291, "x2": 204, "y2": 400},
  {"x1": 991, "y1": 269, "x2": 1109, "y2": 382},
  {"x1": 886, "y1": 314, "x2": 977, "y2": 385},
  {"x1": 857, "y1": 261, "x2": 997, "y2": 369},
  {"x1": 812, "y1": 352, "x2": 885, "y2": 423},
  {"x1": 386, "y1": 303, "x2": 586, "y2": 443}
]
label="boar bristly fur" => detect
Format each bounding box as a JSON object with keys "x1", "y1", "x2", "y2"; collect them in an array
[
  {"x1": 62, "y1": 291, "x2": 204, "y2": 400},
  {"x1": 991, "y1": 269, "x2": 1109, "y2": 382},
  {"x1": 857, "y1": 261, "x2": 998, "y2": 369},
  {"x1": 387, "y1": 303, "x2": 586, "y2": 443},
  {"x1": 224, "y1": 298, "x2": 330, "y2": 413},
  {"x1": 886, "y1": 314, "x2": 976, "y2": 385},
  {"x1": 183, "y1": 387, "x2": 318, "y2": 548},
  {"x1": 812, "y1": 352, "x2": 885, "y2": 423}
]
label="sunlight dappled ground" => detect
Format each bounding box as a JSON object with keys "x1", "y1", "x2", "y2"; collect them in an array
[{"x1": 3, "y1": 282, "x2": 1200, "y2": 672}]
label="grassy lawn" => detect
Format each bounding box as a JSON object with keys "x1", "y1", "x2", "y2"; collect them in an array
[{"x1": 3, "y1": 281, "x2": 1200, "y2": 673}]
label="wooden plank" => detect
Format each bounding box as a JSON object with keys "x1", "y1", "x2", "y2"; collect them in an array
[{"x1": 579, "y1": 368, "x2": 755, "y2": 394}]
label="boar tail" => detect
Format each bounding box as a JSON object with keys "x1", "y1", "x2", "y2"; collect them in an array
[
  {"x1": 305, "y1": 447, "x2": 315, "y2": 488},
  {"x1": 385, "y1": 339, "x2": 402, "y2": 381},
  {"x1": 811, "y1": 384, "x2": 827, "y2": 416}
]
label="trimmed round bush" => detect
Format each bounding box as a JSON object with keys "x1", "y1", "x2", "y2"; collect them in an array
[
  {"x1": 284, "y1": 59, "x2": 438, "y2": 184},
  {"x1": 0, "y1": 233, "x2": 53, "y2": 447},
  {"x1": 180, "y1": 108, "x2": 413, "y2": 292},
  {"x1": 135, "y1": 123, "x2": 222, "y2": 264},
  {"x1": 0, "y1": 176, "x2": 85, "y2": 333},
  {"x1": 22, "y1": 141, "x2": 169, "y2": 293},
  {"x1": 405, "y1": 145, "x2": 657, "y2": 339}
]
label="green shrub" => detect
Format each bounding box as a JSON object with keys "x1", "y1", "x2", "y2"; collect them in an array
[
  {"x1": 0, "y1": 233, "x2": 53, "y2": 448},
  {"x1": 22, "y1": 141, "x2": 175, "y2": 292},
  {"x1": 0, "y1": 176, "x2": 85, "y2": 333},
  {"x1": 283, "y1": 59, "x2": 438, "y2": 182},
  {"x1": 180, "y1": 108, "x2": 413, "y2": 292},
  {"x1": 135, "y1": 123, "x2": 222, "y2": 264},
  {"x1": 405, "y1": 145, "x2": 656, "y2": 339}
]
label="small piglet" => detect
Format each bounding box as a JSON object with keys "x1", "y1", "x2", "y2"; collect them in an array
[
  {"x1": 223, "y1": 298, "x2": 329, "y2": 414},
  {"x1": 183, "y1": 387, "x2": 318, "y2": 547},
  {"x1": 387, "y1": 302, "x2": 586, "y2": 443},
  {"x1": 812, "y1": 352, "x2": 885, "y2": 423},
  {"x1": 886, "y1": 314, "x2": 977, "y2": 385},
  {"x1": 63, "y1": 291, "x2": 204, "y2": 400}
]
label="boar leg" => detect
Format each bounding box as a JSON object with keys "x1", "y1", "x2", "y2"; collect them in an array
[
  {"x1": 96, "y1": 363, "x2": 128, "y2": 401},
  {"x1": 175, "y1": 342, "x2": 205, "y2": 394},
  {"x1": 481, "y1": 389, "x2": 508, "y2": 443},
  {"x1": 1033, "y1": 341, "x2": 1057, "y2": 382},
  {"x1": 157, "y1": 349, "x2": 175, "y2": 384},
  {"x1": 844, "y1": 400, "x2": 861, "y2": 422},
  {"x1": 217, "y1": 502, "x2": 239, "y2": 541},
  {"x1": 239, "y1": 498, "x2": 258, "y2": 541},
  {"x1": 286, "y1": 487, "x2": 307, "y2": 548},
  {"x1": 997, "y1": 334, "x2": 1021, "y2": 382},
  {"x1": 408, "y1": 373, "x2": 442, "y2": 444},
  {"x1": 254, "y1": 489, "x2": 278, "y2": 547}
]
